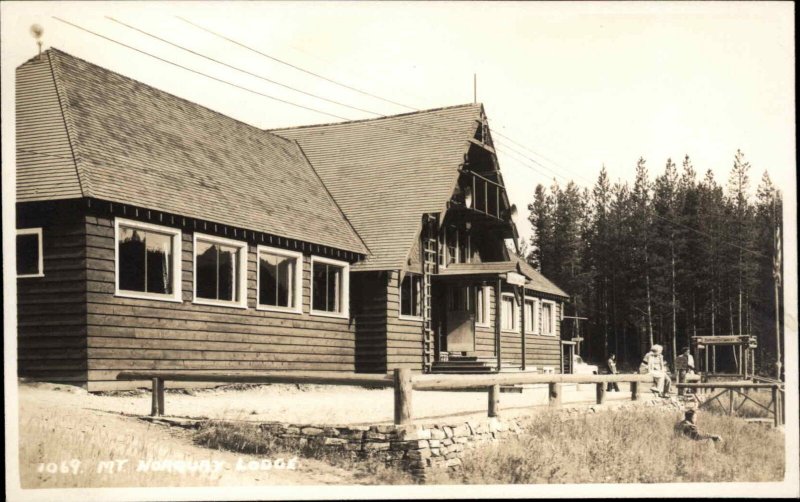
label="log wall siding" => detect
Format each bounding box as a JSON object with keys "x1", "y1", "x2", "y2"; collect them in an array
[
  {"x1": 84, "y1": 214, "x2": 357, "y2": 391},
  {"x1": 353, "y1": 271, "x2": 388, "y2": 374},
  {"x1": 386, "y1": 271, "x2": 424, "y2": 372},
  {"x1": 17, "y1": 202, "x2": 88, "y2": 385},
  {"x1": 498, "y1": 289, "x2": 563, "y2": 371}
]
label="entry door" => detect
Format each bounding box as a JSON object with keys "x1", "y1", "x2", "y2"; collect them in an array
[{"x1": 446, "y1": 286, "x2": 475, "y2": 353}]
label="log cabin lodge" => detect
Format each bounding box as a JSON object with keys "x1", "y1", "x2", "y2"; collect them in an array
[{"x1": 15, "y1": 49, "x2": 570, "y2": 391}]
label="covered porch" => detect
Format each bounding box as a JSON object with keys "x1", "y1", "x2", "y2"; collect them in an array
[{"x1": 430, "y1": 261, "x2": 563, "y2": 374}]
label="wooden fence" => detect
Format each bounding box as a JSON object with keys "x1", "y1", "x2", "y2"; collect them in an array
[
  {"x1": 677, "y1": 382, "x2": 785, "y2": 427},
  {"x1": 117, "y1": 370, "x2": 655, "y2": 424}
]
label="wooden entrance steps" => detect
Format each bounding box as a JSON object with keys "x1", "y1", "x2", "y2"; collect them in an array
[{"x1": 432, "y1": 356, "x2": 493, "y2": 374}]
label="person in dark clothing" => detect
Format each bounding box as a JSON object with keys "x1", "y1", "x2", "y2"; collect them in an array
[
  {"x1": 677, "y1": 409, "x2": 722, "y2": 442},
  {"x1": 606, "y1": 354, "x2": 620, "y2": 392}
]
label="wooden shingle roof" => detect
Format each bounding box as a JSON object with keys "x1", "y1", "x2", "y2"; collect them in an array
[
  {"x1": 16, "y1": 49, "x2": 367, "y2": 255},
  {"x1": 509, "y1": 254, "x2": 570, "y2": 298},
  {"x1": 273, "y1": 104, "x2": 482, "y2": 271}
]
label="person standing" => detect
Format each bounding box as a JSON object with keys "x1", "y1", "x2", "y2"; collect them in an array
[
  {"x1": 606, "y1": 354, "x2": 620, "y2": 392},
  {"x1": 643, "y1": 344, "x2": 672, "y2": 397},
  {"x1": 676, "y1": 346, "x2": 695, "y2": 396}
]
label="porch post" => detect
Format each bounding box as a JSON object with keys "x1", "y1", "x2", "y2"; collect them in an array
[
  {"x1": 495, "y1": 278, "x2": 502, "y2": 371},
  {"x1": 520, "y1": 286, "x2": 526, "y2": 371}
]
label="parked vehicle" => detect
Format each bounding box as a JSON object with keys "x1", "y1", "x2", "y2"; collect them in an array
[{"x1": 572, "y1": 355, "x2": 599, "y2": 375}]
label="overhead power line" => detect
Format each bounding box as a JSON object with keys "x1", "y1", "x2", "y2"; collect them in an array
[
  {"x1": 53, "y1": 16, "x2": 769, "y2": 260},
  {"x1": 176, "y1": 16, "x2": 415, "y2": 111},
  {"x1": 106, "y1": 16, "x2": 383, "y2": 117},
  {"x1": 53, "y1": 16, "x2": 354, "y2": 122},
  {"x1": 53, "y1": 17, "x2": 468, "y2": 147}
]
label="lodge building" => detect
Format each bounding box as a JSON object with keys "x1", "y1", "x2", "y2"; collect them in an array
[{"x1": 15, "y1": 49, "x2": 569, "y2": 391}]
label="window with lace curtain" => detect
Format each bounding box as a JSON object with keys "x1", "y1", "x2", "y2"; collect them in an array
[{"x1": 115, "y1": 218, "x2": 182, "y2": 302}]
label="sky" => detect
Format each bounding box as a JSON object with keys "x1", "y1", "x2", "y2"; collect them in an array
[{"x1": 1, "y1": 1, "x2": 795, "y2": 245}]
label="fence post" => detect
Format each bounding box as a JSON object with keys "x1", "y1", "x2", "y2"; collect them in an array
[
  {"x1": 631, "y1": 381, "x2": 639, "y2": 401},
  {"x1": 772, "y1": 385, "x2": 779, "y2": 428},
  {"x1": 548, "y1": 382, "x2": 561, "y2": 407},
  {"x1": 156, "y1": 378, "x2": 165, "y2": 416},
  {"x1": 394, "y1": 368, "x2": 413, "y2": 425},
  {"x1": 488, "y1": 384, "x2": 500, "y2": 417},
  {"x1": 596, "y1": 382, "x2": 606, "y2": 405},
  {"x1": 151, "y1": 378, "x2": 159, "y2": 416}
]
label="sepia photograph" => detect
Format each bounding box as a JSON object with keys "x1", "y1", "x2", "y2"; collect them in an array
[{"x1": 2, "y1": 1, "x2": 797, "y2": 500}]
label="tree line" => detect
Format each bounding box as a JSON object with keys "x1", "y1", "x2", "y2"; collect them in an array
[{"x1": 524, "y1": 150, "x2": 784, "y2": 375}]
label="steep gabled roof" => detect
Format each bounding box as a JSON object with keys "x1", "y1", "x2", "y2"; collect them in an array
[
  {"x1": 273, "y1": 104, "x2": 482, "y2": 271},
  {"x1": 15, "y1": 49, "x2": 367, "y2": 255}
]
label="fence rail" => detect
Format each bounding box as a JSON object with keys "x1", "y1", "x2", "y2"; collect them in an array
[{"x1": 118, "y1": 370, "x2": 654, "y2": 424}]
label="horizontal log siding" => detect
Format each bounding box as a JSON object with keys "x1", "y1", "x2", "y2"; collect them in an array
[
  {"x1": 499, "y1": 289, "x2": 563, "y2": 371},
  {"x1": 524, "y1": 301, "x2": 562, "y2": 370},
  {"x1": 352, "y1": 271, "x2": 388, "y2": 373},
  {"x1": 386, "y1": 271, "x2": 423, "y2": 372},
  {"x1": 17, "y1": 202, "x2": 88, "y2": 385},
  {"x1": 85, "y1": 214, "x2": 356, "y2": 391}
]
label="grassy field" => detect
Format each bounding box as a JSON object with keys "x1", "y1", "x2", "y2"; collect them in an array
[{"x1": 433, "y1": 406, "x2": 785, "y2": 484}]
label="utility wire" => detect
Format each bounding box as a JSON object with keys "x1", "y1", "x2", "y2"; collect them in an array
[
  {"x1": 106, "y1": 16, "x2": 492, "y2": 143},
  {"x1": 53, "y1": 17, "x2": 354, "y2": 122},
  {"x1": 54, "y1": 17, "x2": 469, "y2": 147},
  {"x1": 107, "y1": 16, "x2": 383, "y2": 117},
  {"x1": 176, "y1": 16, "x2": 415, "y2": 111},
  {"x1": 54, "y1": 16, "x2": 769, "y2": 260}
]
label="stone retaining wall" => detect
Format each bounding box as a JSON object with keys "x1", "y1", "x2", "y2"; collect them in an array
[{"x1": 148, "y1": 395, "x2": 680, "y2": 482}]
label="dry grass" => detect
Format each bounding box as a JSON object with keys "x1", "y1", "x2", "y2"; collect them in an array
[
  {"x1": 19, "y1": 403, "x2": 228, "y2": 488},
  {"x1": 433, "y1": 407, "x2": 785, "y2": 484},
  {"x1": 193, "y1": 420, "x2": 416, "y2": 485}
]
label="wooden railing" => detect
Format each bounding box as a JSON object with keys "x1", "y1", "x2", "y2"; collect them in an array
[
  {"x1": 118, "y1": 370, "x2": 655, "y2": 424},
  {"x1": 677, "y1": 381, "x2": 785, "y2": 427}
]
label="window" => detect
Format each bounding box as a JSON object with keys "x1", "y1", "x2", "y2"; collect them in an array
[
  {"x1": 115, "y1": 218, "x2": 181, "y2": 302},
  {"x1": 17, "y1": 228, "x2": 43, "y2": 278},
  {"x1": 257, "y1": 246, "x2": 302, "y2": 313},
  {"x1": 446, "y1": 225, "x2": 458, "y2": 265},
  {"x1": 400, "y1": 273, "x2": 423, "y2": 318},
  {"x1": 476, "y1": 286, "x2": 490, "y2": 326},
  {"x1": 524, "y1": 297, "x2": 539, "y2": 334},
  {"x1": 501, "y1": 293, "x2": 517, "y2": 331},
  {"x1": 311, "y1": 256, "x2": 349, "y2": 318},
  {"x1": 194, "y1": 234, "x2": 247, "y2": 308},
  {"x1": 541, "y1": 300, "x2": 556, "y2": 335},
  {"x1": 444, "y1": 225, "x2": 470, "y2": 265}
]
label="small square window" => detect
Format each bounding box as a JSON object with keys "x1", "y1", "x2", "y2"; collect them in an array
[
  {"x1": 194, "y1": 233, "x2": 248, "y2": 308},
  {"x1": 311, "y1": 256, "x2": 349, "y2": 318},
  {"x1": 17, "y1": 228, "x2": 43, "y2": 277}
]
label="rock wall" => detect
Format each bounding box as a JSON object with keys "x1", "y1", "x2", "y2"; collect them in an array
[{"x1": 251, "y1": 417, "x2": 523, "y2": 481}]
